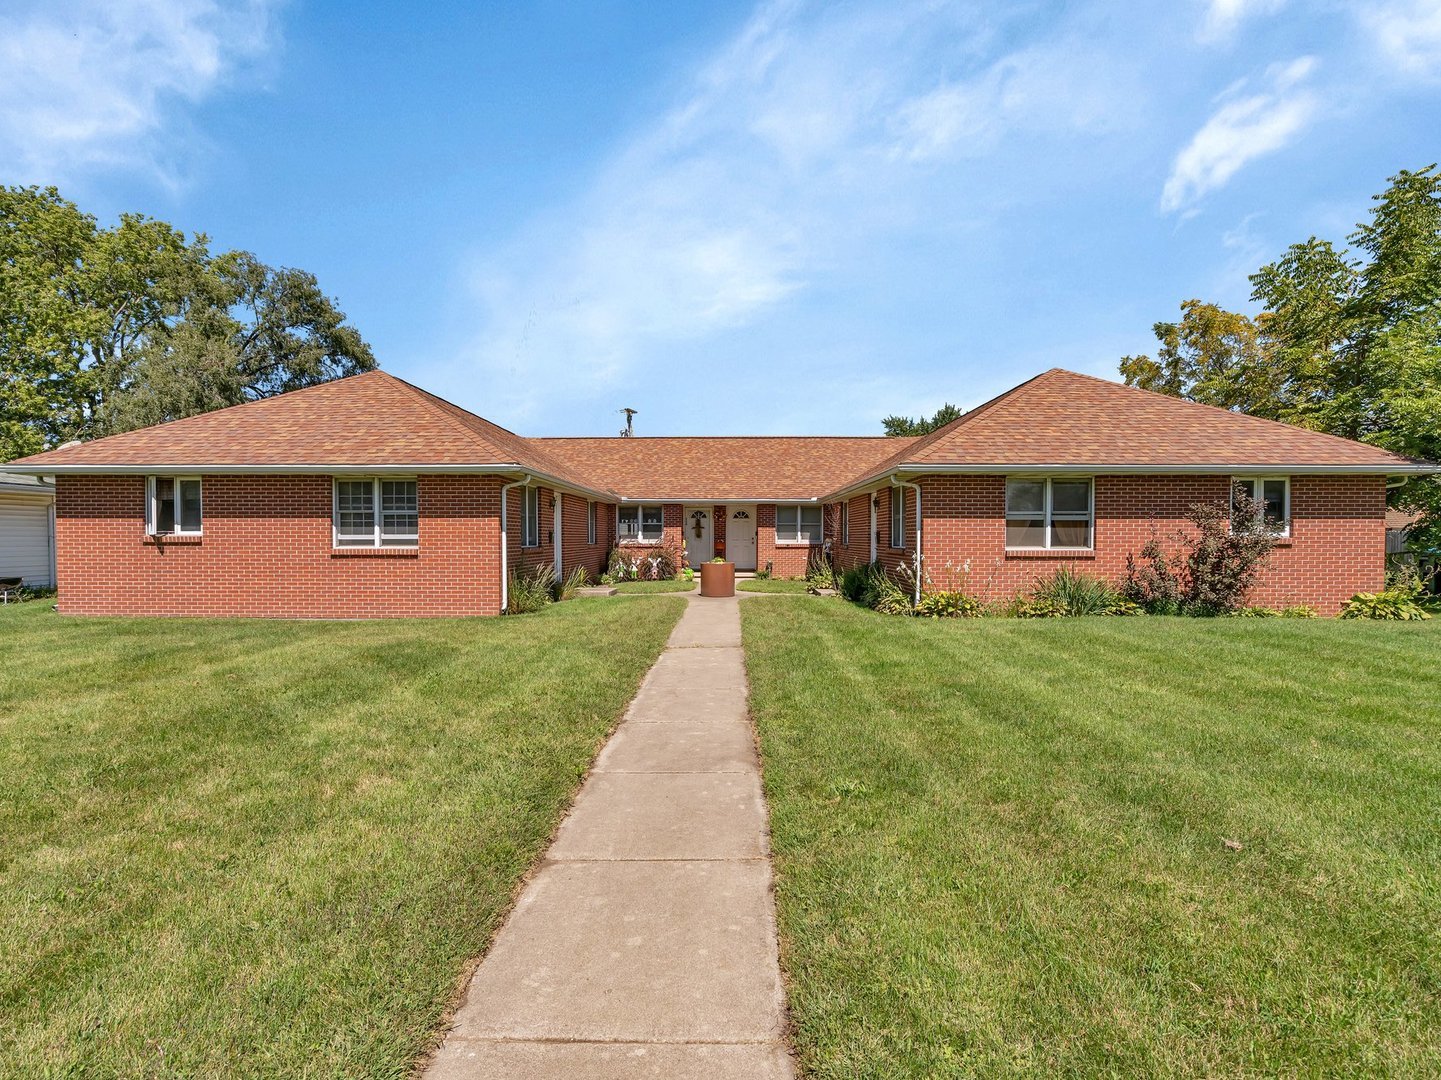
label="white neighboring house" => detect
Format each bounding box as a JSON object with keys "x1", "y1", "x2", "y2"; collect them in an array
[{"x1": 0, "y1": 471, "x2": 56, "y2": 587}]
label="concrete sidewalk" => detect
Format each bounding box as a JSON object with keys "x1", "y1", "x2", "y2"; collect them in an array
[{"x1": 426, "y1": 593, "x2": 794, "y2": 1079}]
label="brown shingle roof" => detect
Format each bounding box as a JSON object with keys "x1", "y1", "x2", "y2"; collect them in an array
[
  {"x1": 8, "y1": 367, "x2": 1428, "y2": 502},
  {"x1": 537, "y1": 437, "x2": 917, "y2": 501},
  {"x1": 835, "y1": 368, "x2": 1422, "y2": 494},
  {"x1": 5, "y1": 371, "x2": 603, "y2": 491}
]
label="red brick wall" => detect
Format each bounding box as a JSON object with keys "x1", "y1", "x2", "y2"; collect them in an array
[
  {"x1": 558, "y1": 493, "x2": 612, "y2": 581},
  {"x1": 712, "y1": 504, "x2": 727, "y2": 561},
  {"x1": 55, "y1": 474, "x2": 507, "y2": 618},
  {"x1": 756, "y1": 503, "x2": 829, "y2": 578},
  {"x1": 916, "y1": 473, "x2": 1384, "y2": 615}
]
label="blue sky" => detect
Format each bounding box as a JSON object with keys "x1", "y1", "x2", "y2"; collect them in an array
[{"x1": 2, "y1": 0, "x2": 1439, "y2": 436}]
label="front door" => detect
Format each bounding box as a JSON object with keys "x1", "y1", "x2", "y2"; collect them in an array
[
  {"x1": 683, "y1": 505, "x2": 713, "y2": 566},
  {"x1": 728, "y1": 505, "x2": 757, "y2": 570}
]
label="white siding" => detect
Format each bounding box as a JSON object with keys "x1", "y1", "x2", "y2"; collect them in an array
[{"x1": 0, "y1": 493, "x2": 54, "y2": 587}]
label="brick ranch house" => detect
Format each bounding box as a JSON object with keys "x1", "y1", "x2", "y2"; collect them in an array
[{"x1": 5, "y1": 368, "x2": 1435, "y2": 617}]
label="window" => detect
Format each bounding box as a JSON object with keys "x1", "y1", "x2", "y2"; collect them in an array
[
  {"x1": 147, "y1": 476, "x2": 202, "y2": 535},
  {"x1": 1005, "y1": 477, "x2": 1092, "y2": 549},
  {"x1": 521, "y1": 486, "x2": 541, "y2": 548},
  {"x1": 1232, "y1": 477, "x2": 1289, "y2": 536},
  {"x1": 333, "y1": 478, "x2": 418, "y2": 547},
  {"x1": 840, "y1": 501, "x2": 849, "y2": 546},
  {"x1": 587, "y1": 500, "x2": 597, "y2": 545},
  {"x1": 776, "y1": 504, "x2": 822, "y2": 544},
  {"x1": 890, "y1": 489, "x2": 905, "y2": 548},
  {"x1": 618, "y1": 504, "x2": 664, "y2": 542}
]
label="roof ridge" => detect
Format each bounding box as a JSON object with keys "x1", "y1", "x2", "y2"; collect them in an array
[{"x1": 376, "y1": 373, "x2": 527, "y2": 461}]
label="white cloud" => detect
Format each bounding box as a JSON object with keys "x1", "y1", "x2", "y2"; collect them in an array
[
  {"x1": 1359, "y1": 0, "x2": 1441, "y2": 79},
  {"x1": 0, "y1": 0, "x2": 277, "y2": 186},
  {"x1": 1160, "y1": 56, "x2": 1318, "y2": 213},
  {"x1": 1198, "y1": 0, "x2": 1286, "y2": 43},
  {"x1": 440, "y1": 0, "x2": 1139, "y2": 422}
]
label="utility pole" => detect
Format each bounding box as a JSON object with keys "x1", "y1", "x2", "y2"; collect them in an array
[{"x1": 619, "y1": 408, "x2": 637, "y2": 437}]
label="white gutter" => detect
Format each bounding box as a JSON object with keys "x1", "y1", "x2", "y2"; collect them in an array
[
  {"x1": 614, "y1": 496, "x2": 822, "y2": 504},
  {"x1": 499, "y1": 475, "x2": 532, "y2": 615},
  {"x1": 0, "y1": 461, "x2": 616, "y2": 500},
  {"x1": 892, "y1": 475, "x2": 922, "y2": 607},
  {"x1": 825, "y1": 461, "x2": 1439, "y2": 503}
]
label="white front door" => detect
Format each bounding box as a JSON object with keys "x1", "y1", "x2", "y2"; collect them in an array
[
  {"x1": 683, "y1": 505, "x2": 713, "y2": 565},
  {"x1": 728, "y1": 505, "x2": 757, "y2": 570}
]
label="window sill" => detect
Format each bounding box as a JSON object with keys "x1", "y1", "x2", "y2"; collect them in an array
[
  {"x1": 618, "y1": 539, "x2": 664, "y2": 546},
  {"x1": 1005, "y1": 548, "x2": 1096, "y2": 559},
  {"x1": 331, "y1": 547, "x2": 419, "y2": 558},
  {"x1": 144, "y1": 533, "x2": 202, "y2": 545},
  {"x1": 774, "y1": 541, "x2": 822, "y2": 547}
]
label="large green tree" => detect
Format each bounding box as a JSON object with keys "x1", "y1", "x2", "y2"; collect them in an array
[
  {"x1": 1121, "y1": 164, "x2": 1441, "y2": 547},
  {"x1": 0, "y1": 187, "x2": 375, "y2": 460},
  {"x1": 882, "y1": 402, "x2": 963, "y2": 437}
]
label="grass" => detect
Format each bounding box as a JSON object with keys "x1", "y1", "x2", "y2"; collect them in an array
[
  {"x1": 737, "y1": 578, "x2": 810, "y2": 593},
  {"x1": 0, "y1": 596, "x2": 684, "y2": 1077},
  {"x1": 610, "y1": 578, "x2": 696, "y2": 593},
  {"x1": 741, "y1": 599, "x2": 1441, "y2": 1078}
]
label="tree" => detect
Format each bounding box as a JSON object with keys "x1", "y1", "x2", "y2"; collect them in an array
[
  {"x1": 882, "y1": 402, "x2": 963, "y2": 437},
  {"x1": 0, "y1": 186, "x2": 375, "y2": 460},
  {"x1": 1120, "y1": 164, "x2": 1441, "y2": 547}
]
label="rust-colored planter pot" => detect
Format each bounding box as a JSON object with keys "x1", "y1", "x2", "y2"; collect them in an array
[{"x1": 699, "y1": 561, "x2": 736, "y2": 597}]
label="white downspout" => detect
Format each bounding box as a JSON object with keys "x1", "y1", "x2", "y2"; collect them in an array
[
  {"x1": 869, "y1": 493, "x2": 878, "y2": 564},
  {"x1": 892, "y1": 475, "x2": 923, "y2": 607},
  {"x1": 499, "y1": 475, "x2": 532, "y2": 614},
  {"x1": 553, "y1": 493, "x2": 563, "y2": 580}
]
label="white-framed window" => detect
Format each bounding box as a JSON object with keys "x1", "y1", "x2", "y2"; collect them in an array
[
  {"x1": 776, "y1": 504, "x2": 822, "y2": 544},
  {"x1": 1232, "y1": 477, "x2": 1290, "y2": 536},
  {"x1": 521, "y1": 486, "x2": 541, "y2": 548},
  {"x1": 618, "y1": 504, "x2": 664, "y2": 542},
  {"x1": 840, "y1": 501, "x2": 849, "y2": 546},
  {"x1": 1005, "y1": 477, "x2": 1093, "y2": 549},
  {"x1": 333, "y1": 478, "x2": 418, "y2": 547},
  {"x1": 147, "y1": 476, "x2": 202, "y2": 535},
  {"x1": 890, "y1": 489, "x2": 905, "y2": 548},
  {"x1": 587, "y1": 500, "x2": 597, "y2": 545}
]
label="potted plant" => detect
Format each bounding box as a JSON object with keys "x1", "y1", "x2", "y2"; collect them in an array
[{"x1": 699, "y1": 555, "x2": 735, "y2": 597}]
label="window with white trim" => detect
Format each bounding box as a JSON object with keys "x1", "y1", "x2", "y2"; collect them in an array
[
  {"x1": 333, "y1": 478, "x2": 418, "y2": 547},
  {"x1": 1232, "y1": 477, "x2": 1289, "y2": 536},
  {"x1": 618, "y1": 504, "x2": 664, "y2": 542},
  {"x1": 890, "y1": 489, "x2": 905, "y2": 548},
  {"x1": 840, "y1": 500, "x2": 849, "y2": 546},
  {"x1": 776, "y1": 504, "x2": 822, "y2": 544},
  {"x1": 147, "y1": 476, "x2": 202, "y2": 535},
  {"x1": 587, "y1": 500, "x2": 597, "y2": 545},
  {"x1": 522, "y1": 486, "x2": 541, "y2": 548},
  {"x1": 1005, "y1": 477, "x2": 1093, "y2": 549}
]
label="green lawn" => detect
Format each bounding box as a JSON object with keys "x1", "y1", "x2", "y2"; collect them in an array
[
  {"x1": 737, "y1": 578, "x2": 810, "y2": 593},
  {"x1": 742, "y1": 599, "x2": 1441, "y2": 1079},
  {"x1": 611, "y1": 578, "x2": 697, "y2": 593},
  {"x1": 0, "y1": 597, "x2": 683, "y2": 1077}
]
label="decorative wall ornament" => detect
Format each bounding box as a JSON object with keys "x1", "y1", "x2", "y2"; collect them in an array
[{"x1": 690, "y1": 509, "x2": 709, "y2": 539}]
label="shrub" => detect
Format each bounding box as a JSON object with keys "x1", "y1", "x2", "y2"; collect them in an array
[
  {"x1": 506, "y1": 564, "x2": 555, "y2": 614},
  {"x1": 1341, "y1": 578, "x2": 1433, "y2": 620},
  {"x1": 867, "y1": 569, "x2": 912, "y2": 615},
  {"x1": 1121, "y1": 488, "x2": 1279, "y2": 616},
  {"x1": 837, "y1": 562, "x2": 913, "y2": 614},
  {"x1": 1123, "y1": 537, "x2": 1184, "y2": 614},
  {"x1": 1014, "y1": 596, "x2": 1069, "y2": 618},
  {"x1": 606, "y1": 538, "x2": 682, "y2": 581},
  {"x1": 804, "y1": 552, "x2": 836, "y2": 592},
  {"x1": 1030, "y1": 566, "x2": 1129, "y2": 616},
  {"x1": 555, "y1": 565, "x2": 588, "y2": 601},
  {"x1": 915, "y1": 590, "x2": 984, "y2": 618},
  {"x1": 1181, "y1": 489, "x2": 1278, "y2": 614}
]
